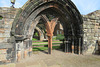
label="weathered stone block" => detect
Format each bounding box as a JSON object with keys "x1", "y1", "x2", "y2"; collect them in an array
[
  {"x1": 9, "y1": 36, "x2": 15, "y2": 43},
  {"x1": 0, "y1": 37, "x2": 9, "y2": 42},
  {"x1": 17, "y1": 51, "x2": 21, "y2": 62},
  {"x1": 87, "y1": 36, "x2": 94, "y2": 40},
  {"x1": 0, "y1": 31, "x2": 5, "y2": 36},
  {"x1": 95, "y1": 16, "x2": 100, "y2": 20},
  {"x1": 99, "y1": 34, "x2": 100, "y2": 37},
  {"x1": 0, "y1": 37, "x2": 5, "y2": 42},
  {"x1": 0, "y1": 54, "x2": 7, "y2": 61},
  {"x1": 83, "y1": 17, "x2": 87, "y2": 21},
  {"x1": 83, "y1": 38, "x2": 87, "y2": 41},
  {"x1": 0, "y1": 49, "x2": 7, "y2": 61},
  {"x1": 84, "y1": 25, "x2": 91, "y2": 29},
  {"x1": 94, "y1": 25, "x2": 99, "y2": 29},
  {"x1": 99, "y1": 37, "x2": 100, "y2": 40},
  {"x1": 94, "y1": 33, "x2": 99, "y2": 37},
  {"x1": 91, "y1": 29, "x2": 95, "y2": 33},
  {"x1": 94, "y1": 37, "x2": 99, "y2": 40},
  {"x1": 86, "y1": 33, "x2": 92, "y2": 36},
  {"x1": 87, "y1": 29, "x2": 91, "y2": 33},
  {"x1": 95, "y1": 23, "x2": 99, "y2": 26},
  {"x1": 90, "y1": 20, "x2": 95, "y2": 22},
  {"x1": 94, "y1": 29, "x2": 99, "y2": 33},
  {"x1": 97, "y1": 20, "x2": 100, "y2": 23},
  {"x1": 88, "y1": 15, "x2": 95, "y2": 19},
  {"x1": 98, "y1": 26, "x2": 100, "y2": 29},
  {"x1": 83, "y1": 29, "x2": 87, "y2": 32},
  {"x1": 4, "y1": 25, "x2": 12, "y2": 29},
  {"x1": 83, "y1": 21, "x2": 87, "y2": 24},
  {"x1": 83, "y1": 21, "x2": 91, "y2": 25},
  {"x1": 0, "y1": 25, "x2": 5, "y2": 28},
  {"x1": 90, "y1": 25, "x2": 94, "y2": 28},
  {"x1": 0, "y1": 21, "x2": 4, "y2": 24},
  {"x1": 0, "y1": 43, "x2": 13, "y2": 49}
]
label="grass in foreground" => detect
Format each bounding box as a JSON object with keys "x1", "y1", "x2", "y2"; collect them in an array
[
  {"x1": 32, "y1": 40, "x2": 62, "y2": 43},
  {"x1": 33, "y1": 46, "x2": 60, "y2": 51},
  {"x1": 32, "y1": 43, "x2": 62, "y2": 46}
]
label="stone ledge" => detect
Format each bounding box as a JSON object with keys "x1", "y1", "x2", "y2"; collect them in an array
[{"x1": 0, "y1": 43, "x2": 13, "y2": 49}]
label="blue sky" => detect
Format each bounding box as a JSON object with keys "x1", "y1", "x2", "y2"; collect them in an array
[
  {"x1": 0, "y1": 0, "x2": 100, "y2": 15},
  {"x1": 72, "y1": 0, "x2": 100, "y2": 15}
]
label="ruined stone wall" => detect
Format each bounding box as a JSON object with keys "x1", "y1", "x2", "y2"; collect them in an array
[
  {"x1": 0, "y1": 7, "x2": 18, "y2": 63},
  {"x1": 0, "y1": 7, "x2": 18, "y2": 43},
  {"x1": 83, "y1": 10, "x2": 100, "y2": 54},
  {"x1": 0, "y1": 7, "x2": 33, "y2": 63},
  {"x1": 0, "y1": 6, "x2": 100, "y2": 63}
]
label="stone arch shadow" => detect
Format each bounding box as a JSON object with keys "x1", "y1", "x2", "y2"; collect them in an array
[{"x1": 11, "y1": 0, "x2": 83, "y2": 62}]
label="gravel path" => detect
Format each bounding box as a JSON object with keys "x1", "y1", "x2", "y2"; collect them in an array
[{"x1": 15, "y1": 50, "x2": 100, "y2": 67}]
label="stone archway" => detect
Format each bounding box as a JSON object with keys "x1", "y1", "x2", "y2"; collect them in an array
[
  {"x1": 11, "y1": 0, "x2": 83, "y2": 62},
  {"x1": 33, "y1": 27, "x2": 44, "y2": 41}
]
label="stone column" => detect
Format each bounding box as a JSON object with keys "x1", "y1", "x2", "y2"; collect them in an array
[
  {"x1": 48, "y1": 36, "x2": 52, "y2": 54},
  {"x1": 42, "y1": 15, "x2": 58, "y2": 54}
]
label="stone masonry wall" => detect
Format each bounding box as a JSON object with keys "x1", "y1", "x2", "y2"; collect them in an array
[
  {"x1": 83, "y1": 10, "x2": 100, "y2": 54},
  {"x1": 0, "y1": 7, "x2": 32, "y2": 63},
  {"x1": 0, "y1": 7, "x2": 18, "y2": 43},
  {"x1": 0, "y1": 7, "x2": 18, "y2": 63},
  {"x1": 0, "y1": 7, "x2": 17, "y2": 43}
]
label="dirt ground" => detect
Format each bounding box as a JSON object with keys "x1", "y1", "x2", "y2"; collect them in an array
[{"x1": 15, "y1": 50, "x2": 100, "y2": 67}]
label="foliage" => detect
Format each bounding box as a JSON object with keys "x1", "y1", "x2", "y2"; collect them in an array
[
  {"x1": 34, "y1": 32, "x2": 38, "y2": 36},
  {"x1": 0, "y1": 16, "x2": 3, "y2": 20},
  {"x1": 56, "y1": 34, "x2": 64, "y2": 40},
  {"x1": 52, "y1": 36, "x2": 57, "y2": 40},
  {"x1": 32, "y1": 38, "x2": 38, "y2": 41}
]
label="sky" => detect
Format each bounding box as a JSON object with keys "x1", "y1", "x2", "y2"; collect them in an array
[{"x1": 0, "y1": 0, "x2": 100, "y2": 15}]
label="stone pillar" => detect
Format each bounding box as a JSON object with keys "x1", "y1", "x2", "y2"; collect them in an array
[
  {"x1": 42, "y1": 15, "x2": 58, "y2": 54},
  {"x1": 48, "y1": 36, "x2": 52, "y2": 54},
  {"x1": 72, "y1": 40, "x2": 74, "y2": 53}
]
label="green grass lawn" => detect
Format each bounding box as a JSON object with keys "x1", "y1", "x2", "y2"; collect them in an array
[
  {"x1": 33, "y1": 46, "x2": 60, "y2": 51},
  {"x1": 32, "y1": 40, "x2": 61, "y2": 43},
  {"x1": 32, "y1": 38, "x2": 63, "y2": 51},
  {"x1": 32, "y1": 41, "x2": 62, "y2": 51},
  {"x1": 32, "y1": 43, "x2": 62, "y2": 46}
]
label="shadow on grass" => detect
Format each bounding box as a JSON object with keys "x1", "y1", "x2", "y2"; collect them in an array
[
  {"x1": 33, "y1": 47, "x2": 48, "y2": 54},
  {"x1": 33, "y1": 46, "x2": 62, "y2": 54}
]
